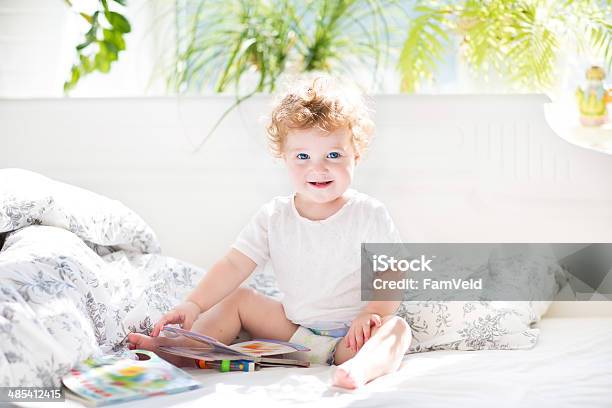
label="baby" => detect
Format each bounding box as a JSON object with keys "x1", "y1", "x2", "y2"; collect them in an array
[{"x1": 128, "y1": 76, "x2": 412, "y2": 389}]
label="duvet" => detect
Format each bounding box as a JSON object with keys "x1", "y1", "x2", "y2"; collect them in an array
[{"x1": 0, "y1": 169, "x2": 204, "y2": 386}]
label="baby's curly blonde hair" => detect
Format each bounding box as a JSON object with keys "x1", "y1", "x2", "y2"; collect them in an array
[{"x1": 266, "y1": 75, "x2": 374, "y2": 159}]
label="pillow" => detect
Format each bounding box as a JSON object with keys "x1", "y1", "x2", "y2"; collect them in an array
[
  {"x1": 398, "y1": 301, "x2": 539, "y2": 353},
  {"x1": 0, "y1": 168, "x2": 160, "y2": 254},
  {"x1": 399, "y1": 245, "x2": 564, "y2": 353},
  {"x1": 486, "y1": 245, "x2": 562, "y2": 310}
]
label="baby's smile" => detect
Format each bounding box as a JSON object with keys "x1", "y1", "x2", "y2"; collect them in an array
[{"x1": 308, "y1": 180, "x2": 334, "y2": 189}]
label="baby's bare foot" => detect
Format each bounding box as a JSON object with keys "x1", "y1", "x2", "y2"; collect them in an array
[
  {"x1": 332, "y1": 359, "x2": 367, "y2": 389},
  {"x1": 127, "y1": 333, "x2": 195, "y2": 367}
]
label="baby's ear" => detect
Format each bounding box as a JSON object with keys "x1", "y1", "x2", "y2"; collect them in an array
[{"x1": 354, "y1": 153, "x2": 361, "y2": 164}]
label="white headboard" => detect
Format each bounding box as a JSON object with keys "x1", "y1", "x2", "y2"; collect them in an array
[{"x1": 1, "y1": 95, "x2": 611, "y2": 271}]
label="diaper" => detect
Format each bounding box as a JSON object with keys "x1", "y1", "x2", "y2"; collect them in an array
[{"x1": 287, "y1": 325, "x2": 348, "y2": 365}]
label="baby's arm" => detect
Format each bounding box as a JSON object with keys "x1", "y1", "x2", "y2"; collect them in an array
[
  {"x1": 151, "y1": 248, "x2": 256, "y2": 336},
  {"x1": 344, "y1": 262, "x2": 406, "y2": 351},
  {"x1": 345, "y1": 300, "x2": 401, "y2": 352},
  {"x1": 186, "y1": 248, "x2": 256, "y2": 312}
]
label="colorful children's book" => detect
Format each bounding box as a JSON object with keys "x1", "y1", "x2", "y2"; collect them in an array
[
  {"x1": 158, "y1": 326, "x2": 311, "y2": 367},
  {"x1": 62, "y1": 350, "x2": 201, "y2": 406}
]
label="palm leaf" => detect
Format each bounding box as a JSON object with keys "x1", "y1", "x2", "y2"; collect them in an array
[
  {"x1": 398, "y1": 5, "x2": 451, "y2": 92},
  {"x1": 501, "y1": 2, "x2": 559, "y2": 89}
]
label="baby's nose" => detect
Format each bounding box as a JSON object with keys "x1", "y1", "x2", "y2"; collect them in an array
[{"x1": 310, "y1": 160, "x2": 328, "y2": 172}]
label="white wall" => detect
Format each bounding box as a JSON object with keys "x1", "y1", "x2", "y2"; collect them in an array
[
  {"x1": 0, "y1": 0, "x2": 174, "y2": 98},
  {"x1": 0, "y1": 0, "x2": 69, "y2": 97},
  {"x1": 1, "y1": 94, "x2": 612, "y2": 266}
]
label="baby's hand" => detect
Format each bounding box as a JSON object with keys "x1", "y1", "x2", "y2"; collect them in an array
[
  {"x1": 151, "y1": 300, "x2": 201, "y2": 337},
  {"x1": 344, "y1": 313, "x2": 382, "y2": 353}
]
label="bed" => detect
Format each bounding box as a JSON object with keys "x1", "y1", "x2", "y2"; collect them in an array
[
  {"x1": 114, "y1": 318, "x2": 612, "y2": 408},
  {"x1": 2, "y1": 94, "x2": 612, "y2": 406},
  {"x1": 14, "y1": 318, "x2": 612, "y2": 407}
]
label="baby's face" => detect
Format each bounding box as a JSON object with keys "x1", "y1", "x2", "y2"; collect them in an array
[{"x1": 282, "y1": 127, "x2": 357, "y2": 204}]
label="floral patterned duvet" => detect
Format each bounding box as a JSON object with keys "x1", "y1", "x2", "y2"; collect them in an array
[{"x1": 0, "y1": 169, "x2": 204, "y2": 386}]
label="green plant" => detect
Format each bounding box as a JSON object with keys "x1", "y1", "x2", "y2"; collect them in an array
[
  {"x1": 398, "y1": 0, "x2": 612, "y2": 92},
  {"x1": 64, "y1": 0, "x2": 131, "y2": 92},
  {"x1": 170, "y1": 0, "x2": 395, "y2": 94},
  {"x1": 66, "y1": 0, "x2": 612, "y2": 95},
  {"x1": 169, "y1": 0, "x2": 396, "y2": 150}
]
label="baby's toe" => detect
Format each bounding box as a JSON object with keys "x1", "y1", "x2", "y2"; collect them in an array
[{"x1": 332, "y1": 366, "x2": 358, "y2": 389}]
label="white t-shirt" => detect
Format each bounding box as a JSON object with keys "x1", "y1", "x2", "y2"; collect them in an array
[{"x1": 232, "y1": 189, "x2": 402, "y2": 329}]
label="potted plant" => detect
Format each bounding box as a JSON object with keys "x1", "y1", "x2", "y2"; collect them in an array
[{"x1": 398, "y1": 0, "x2": 612, "y2": 92}]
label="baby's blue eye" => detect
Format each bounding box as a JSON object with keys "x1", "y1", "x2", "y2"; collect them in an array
[
  {"x1": 296, "y1": 153, "x2": 310, "y2": 160},
  {"x1": 327, "y1": 152, "x2": 341, "y2": 159}
]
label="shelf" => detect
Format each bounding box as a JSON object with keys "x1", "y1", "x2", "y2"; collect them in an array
[{"x1": 544, "y1": 103, "x2": 612, "y2": 155}]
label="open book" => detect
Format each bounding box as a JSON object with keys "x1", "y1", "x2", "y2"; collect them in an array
[{"x1": 158, "y1": 326, "x2": 311, "y2": 368}]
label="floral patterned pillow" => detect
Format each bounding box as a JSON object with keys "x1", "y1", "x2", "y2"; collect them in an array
[
  {"x1": 0, "y1": 168, "x2": 159, "y2": 254},
  {"x1": 486, "y1": 245, "x2": 562, "y2": 304},
  {"x1": 398, "y1": 249, "x2": 563, "y2": 353},
  {"x1": 398, "y1": 301, "x2": 540, "y2": 353}
]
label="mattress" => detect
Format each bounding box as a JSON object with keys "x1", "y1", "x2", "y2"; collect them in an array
[{"x1": 50, "y1": 317, "x2": 612, "y2": 408}]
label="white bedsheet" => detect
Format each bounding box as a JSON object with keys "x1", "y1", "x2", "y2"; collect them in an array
[{"x1": 46, "y1": 317, "x2": 611, "y2": 408}]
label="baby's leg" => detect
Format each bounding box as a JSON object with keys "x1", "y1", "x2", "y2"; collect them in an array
[
  {"x1": 128, "y1": 287, "x2": 298, "y2": 366},
  {"x1": 189, "y1": 286, "x2": 298, "y2": 343},
  {"x1": 332, "y1": 315, "x2": 411, "y2": 389}
]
